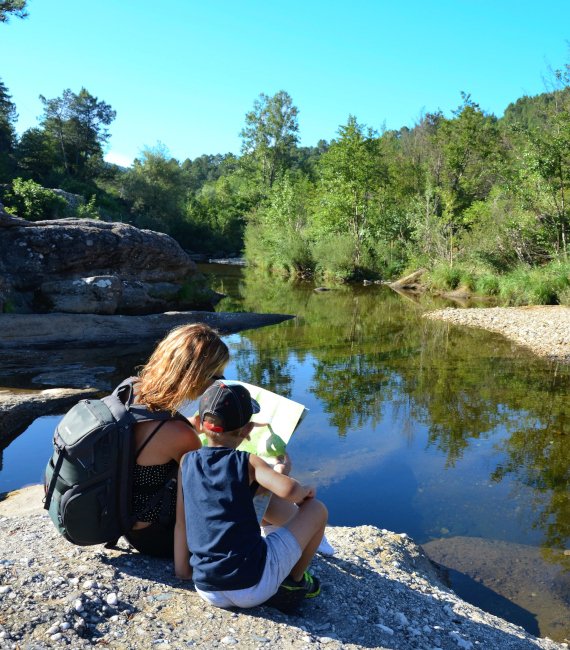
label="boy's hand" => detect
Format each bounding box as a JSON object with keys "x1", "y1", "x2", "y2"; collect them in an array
[
  {"x1": 274, "y1": 452, "x2": 292, "y2": 476},
  {"x1": 296, "y1": 485, "x2": 316, "y2": 504}
]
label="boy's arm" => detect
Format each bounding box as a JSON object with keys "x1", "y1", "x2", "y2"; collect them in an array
[
  {"x1": 174, "y1": 463, "x2": 193, "y2": 580},
  {"x1": 249, "y1": 454, "x2": 315, "y2": 503}
]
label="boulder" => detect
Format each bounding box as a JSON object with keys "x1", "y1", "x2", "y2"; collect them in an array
[{"x1": 0, "y1": 207, "x2": 218, "y2": 314}]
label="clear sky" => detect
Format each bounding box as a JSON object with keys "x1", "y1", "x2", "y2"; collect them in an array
[{"x1": 1, "y1": 0, "x2": 569, "y2": 167}]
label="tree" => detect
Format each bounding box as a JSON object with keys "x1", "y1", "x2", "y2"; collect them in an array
[
  {"x1": 240, "y1": 90, "x2": 299, "y2": 188},
  {"x1": 121, "y1": 145, "x2": 186, "y2": 232},
  {"x1": 14, "y1": 127, "x2": 60, "y2": 184},
  {"x1": 513, "y1": 65, "x2": 570, "y2": 258},
  {"x1": 39, "y1": 88, "x2": 116, "y2": 179},
  {"x1": 0, "y1": 0, "x2": 27, "y2": 22},
  {"x1": 312, "y1": 116, "x2": 388, "y2": 275},
  {"x1": 0, "y1": 77, "x2": 17, "y2": 181}
]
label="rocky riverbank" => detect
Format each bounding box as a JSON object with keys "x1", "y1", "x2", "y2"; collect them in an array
[
  {"x1": 0, "y1": 486, "x2": 566, "y2": 650},
  {"x1": 423, "y1": 306, "x2": 570, "y2": 364}
]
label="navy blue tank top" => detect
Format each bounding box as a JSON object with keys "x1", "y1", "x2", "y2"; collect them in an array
[{"x1": 181, "y1": 447, "x2": 267, "y2": 591}]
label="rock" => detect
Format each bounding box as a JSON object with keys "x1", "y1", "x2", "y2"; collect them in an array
[
  {"x1": 0, "y1": 311, "x2": 294, "y2": 350},
  {"x1": 0, "y1": 496, "x2": 565, "y2": 650},
  {"x1": 40, "y1": 275, "x2": 123, "y2": 315},
  {"x1": 0, "y1": 387, "x2": 99, "y2": 448},
  {"x1": 0, "y1": 311, "x2": 294, "y2": 445},
  {"x1": 0, "y1": 210, "x2": 218, "y2": 314}
]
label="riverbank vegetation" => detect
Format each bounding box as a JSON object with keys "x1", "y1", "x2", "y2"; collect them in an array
[{"x1": 1, "y1": 9, "x2": 570, "y2": 303}]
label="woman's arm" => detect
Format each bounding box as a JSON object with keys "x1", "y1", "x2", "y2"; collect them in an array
[{"x1": 174, "y1": 463, "x2": 192, "y2": 580}]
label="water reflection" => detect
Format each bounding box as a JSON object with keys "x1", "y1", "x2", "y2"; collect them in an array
[
  {"x1": 205, "y1": 266, "x2": 570, "y2": 638},
  {"x1": 3, "y1": 264, "x2": 569, "y2": 640}
]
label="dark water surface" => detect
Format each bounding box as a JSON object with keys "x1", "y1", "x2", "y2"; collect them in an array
[{"x1": 1, "y1": 264, "x2": 569, "y2": 641}]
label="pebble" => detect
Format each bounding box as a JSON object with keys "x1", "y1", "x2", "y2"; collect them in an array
[
  {"x1": 0, "y1": 586, "x2": 11, "y2": 594},
  {"x1": 424, "y1": 306, "x2": 570, "y2": 363},
  {"x1": 106, "y1": 592, "x2": 118, "y2": 606},
  {"x1": 221, "y1": 636, "x2": 238, "y2": 645},
  {"x1": 73, "y1": 598, "x2": 84, "y2": 612},
  {"x1": 376, "y1": 624, "x2": 394, "y2": 635}
]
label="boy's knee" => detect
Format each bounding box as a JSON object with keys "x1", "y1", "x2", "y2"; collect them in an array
[{"x1": 302, "y1": 497, "x2": 327, "y2": 523}]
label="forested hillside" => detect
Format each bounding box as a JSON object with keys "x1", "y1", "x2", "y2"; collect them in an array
[{"x1": 1, "y1": 43, "x2": 570, "y2": 303}]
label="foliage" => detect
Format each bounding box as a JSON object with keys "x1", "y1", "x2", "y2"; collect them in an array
[
  {"x1": 0, "y1": 0, "x2": 27, "y2": 22},
  {"x1": 76, "y1": 195, "x2": 100, "y2": 219},
  {"x1": 311, "y1": 115, "x2": 388, "y2": 274},
  {"x1": 497, "y1": 262, "x2": 570, "y2": 305},
  {"x1": 2, "y1": 177, "x2": 67, "y2": 220},
  {"x1": 0, "y1": 77, "x2": 17, "y2": 181},
  {"x1": 120, "y1": 145, "x2": 185, "y2": 232},
  {"x1": 2, "y1": 64, "x2": 570, "y2": 300},
  {"x1": 38, "y1": 88, "x2": 116, "y2": 181},
  {"x1": 244, "y1": 173, "x2": 313, "y2": 275},
  {"x1": 240, "y1": 90, "x2": 299, "y2": 188}
]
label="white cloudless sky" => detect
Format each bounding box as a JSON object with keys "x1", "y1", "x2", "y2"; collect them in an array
[{"x1": 1, "y1": 0, "x2": 569, "y2": 167}]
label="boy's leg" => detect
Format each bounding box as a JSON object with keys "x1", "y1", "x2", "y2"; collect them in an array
[
  {"x1": 284, "y1": 499, "x2": 327, "y2": 582},
  {"x1": 264, "y1": 496, "x2": 336, "y2": 557},
  {"x1": 264, "y1": 495, "x2": 297, "y2": 527}
]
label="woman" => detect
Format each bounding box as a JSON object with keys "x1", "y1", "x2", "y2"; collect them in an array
[{"x1": 124, "y1": 323, "x2": 229, "y2": 558}]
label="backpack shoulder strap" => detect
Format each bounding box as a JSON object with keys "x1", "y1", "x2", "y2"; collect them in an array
[{"x1": 135, "y1": 420, "x2": 168, "y2": 460}]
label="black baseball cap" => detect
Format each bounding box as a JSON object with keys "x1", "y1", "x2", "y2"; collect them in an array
[{"x1": 199, "y1": 380, "x2": 260, "y2": 433}]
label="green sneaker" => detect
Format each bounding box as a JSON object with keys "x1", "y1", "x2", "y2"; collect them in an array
[
  {"x1": 281, "y1": 571, "x2": 321, "y2": 598},
  {"x1": 263, "y1": 572, "x2": 321, "y2": 613}
]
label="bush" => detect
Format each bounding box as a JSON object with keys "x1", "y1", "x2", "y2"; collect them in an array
[
  {"x1": 3, "y1": 178, "x2": 67, "y2": 221},
  {"x1": 311, "y1": 233, "x2": 358, "y2": 281},
  {"x1": 474, "y1": 273, "x2": 500, "y2": 295},
  {"x1": 497, "y1": 263, "x2": 570, "y2": 305},
  {"x1": 427, "y1": 264, "x2": 463, "y2": 290}
]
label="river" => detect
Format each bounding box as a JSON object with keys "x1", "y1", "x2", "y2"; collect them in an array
[{"x1": 1, "y1": 263, "x2": 569, "y2": 642}]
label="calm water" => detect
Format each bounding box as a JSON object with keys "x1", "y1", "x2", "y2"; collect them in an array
[{"x1": 1, "y1": 264, "x2": 569, "y2": 640}]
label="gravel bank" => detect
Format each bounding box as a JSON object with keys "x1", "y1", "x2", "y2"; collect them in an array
[
  {"x1": 0, "y1": 486, "x2": 565, "y2": 650},
  {"x1": 423, "y1": 306, "x2": 570, "y2": 364}
]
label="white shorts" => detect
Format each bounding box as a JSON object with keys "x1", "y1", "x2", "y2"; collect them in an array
[{"x1": 195, "y1": 527, "x2": 302, "y2": 608}]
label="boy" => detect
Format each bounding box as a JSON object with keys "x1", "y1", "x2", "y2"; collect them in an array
[{"x1": 174, "y1": 380, "x2": 328, "y2": 609}]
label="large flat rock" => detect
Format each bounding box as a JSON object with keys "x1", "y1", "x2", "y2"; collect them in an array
[{"x1": 0, "y1": 311, "x2": 293, "y2": 349}]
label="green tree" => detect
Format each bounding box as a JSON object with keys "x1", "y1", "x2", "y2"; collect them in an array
[
  {"x1": 39, "y1": 87, "x2": 116, "y2": 180},
  {"x1": 244, "y1": 173, "x2": 313, "y2": 275},
  {"x1": 240, "y1": 90, "x2": 299, "y2": 188},
  {"x1": 121, "y1": 145, "x2": 186, "y2": 232},
  {"x1": 0, "y1": 77, "x2": 17, "y2": 181},
  {"x1": 14, "y1": 127, "x2": 60, "y2": 184},
  {"x1": 0, "y1": 0, "x2": 27, "y2": 22},
  {"x1": 312, "y1": 115, "x2": 388, "y2": 276},
  {"x1": 512, "y1": 66, "x2": 570, "y2": 258}
]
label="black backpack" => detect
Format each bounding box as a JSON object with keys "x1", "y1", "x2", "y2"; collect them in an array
[{"x1": 43, "y1": 378, "x2": 186, "y2": 546}]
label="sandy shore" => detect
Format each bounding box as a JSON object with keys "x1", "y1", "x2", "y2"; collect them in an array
[{"x1": 423, "y1": 306, "x2": 570, "y2": 364}]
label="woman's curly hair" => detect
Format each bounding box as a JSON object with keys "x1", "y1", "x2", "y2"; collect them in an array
[{"x1": 137, "y1": 323, "x2": 229, "y2": 413}]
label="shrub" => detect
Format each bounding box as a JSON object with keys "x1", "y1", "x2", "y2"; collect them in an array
[
  {"x1": 427, "y1": 264, "x2": 463, "y2": 290},
  {"x1": 3, "y1": 178, "x2": 67, "y2": 221},
  {"x1": 475, "y1": 273, "x2": 500, "y2": 296},
  {"x1": 311, "y1": 233, "x2": 358, "y2": 281}
]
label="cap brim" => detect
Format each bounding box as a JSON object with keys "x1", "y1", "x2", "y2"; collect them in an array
[{"x1": 251, "y1": 397, "x2": 261, "y2": 415}]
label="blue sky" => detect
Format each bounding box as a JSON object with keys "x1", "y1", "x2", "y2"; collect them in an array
[{"x1": 1, "y1": 0, "x2": 569, "y2": 167}]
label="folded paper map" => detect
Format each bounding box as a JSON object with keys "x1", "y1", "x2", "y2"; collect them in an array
[{"x1": 198, "y1": 380, "x2": 308, "y2": 522}]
